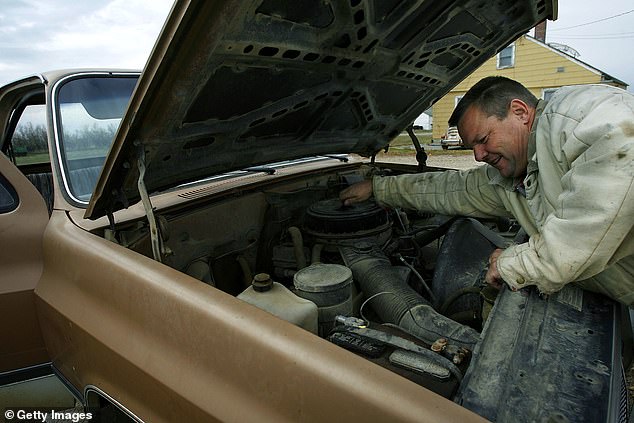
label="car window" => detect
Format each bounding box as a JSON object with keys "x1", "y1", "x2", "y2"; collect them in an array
[
  {"x1": 56, "y1": 75, "x2": 138, "y2": 203},
  {"x1": 11, "y1": 104, "x2": 49, "y2": 167}
]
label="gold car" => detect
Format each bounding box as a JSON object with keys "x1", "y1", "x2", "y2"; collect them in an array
[{"x1": 2, "y1": 1, "x2": 630, "y2": 422}]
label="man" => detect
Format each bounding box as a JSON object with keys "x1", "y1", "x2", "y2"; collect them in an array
[{"x1": 340, "y1": 76, "x2": 634, "y2": 305}]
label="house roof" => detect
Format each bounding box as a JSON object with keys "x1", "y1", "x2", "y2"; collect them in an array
[{"x1": 524, "y1": 34, "x2": 628, "y2": 88}]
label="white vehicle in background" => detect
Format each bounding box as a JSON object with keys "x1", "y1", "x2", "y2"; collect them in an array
[{"x1": 441, "y1": 126, "x2": 464, "y2": 150}]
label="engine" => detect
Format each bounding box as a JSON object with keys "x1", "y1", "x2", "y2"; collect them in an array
[
  {"x1": 118, "y1": 167, "x2": 628, "y2": 419},
  {"x1": 240, "y1": 192, "x2": 510, "y2": 398}
]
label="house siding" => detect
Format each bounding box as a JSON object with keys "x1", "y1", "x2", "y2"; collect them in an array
[{"x1": 431, "y1": 36, "x2": 608, "y2": 140}]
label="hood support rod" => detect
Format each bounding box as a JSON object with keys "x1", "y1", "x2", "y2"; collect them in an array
[
  {"x1": 137, "y1": 144, "x2": 163, "y2": 263},
  {"x1": 406, "y1": 125, "x2": 427, "y2": 172}
]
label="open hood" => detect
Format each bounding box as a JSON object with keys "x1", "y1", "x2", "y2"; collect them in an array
[{"x1": 87, "y1": 0, "x2": 556, "y2": 219}]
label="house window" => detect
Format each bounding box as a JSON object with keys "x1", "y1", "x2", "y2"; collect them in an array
[
  {"x1": 497, "y1": 44, "x2": 515, "y2": 69},
  {"x1": 542, "y1": 88, "x2": 558, "y2": 102}
]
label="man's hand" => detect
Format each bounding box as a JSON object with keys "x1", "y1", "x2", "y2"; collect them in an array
[
  {"x1": 339, "y1": 180, "x2": 373, "y2": 206},
  {"x1": 485, "y1": 248, "x2": 506, "y2": 290}
]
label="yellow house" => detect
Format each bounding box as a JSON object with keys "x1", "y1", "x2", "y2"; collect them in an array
[{"x1": 431, "y1": 34, "x2": 628, "y2": 140}]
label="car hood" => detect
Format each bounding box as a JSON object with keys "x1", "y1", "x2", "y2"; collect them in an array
[{"x1": 86, "y1": 0, "x2": 556, "y2": 219}]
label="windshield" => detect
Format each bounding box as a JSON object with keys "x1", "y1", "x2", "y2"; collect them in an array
[{"x1": 56, "y1": 75, "x2": 138, "y2": 203}]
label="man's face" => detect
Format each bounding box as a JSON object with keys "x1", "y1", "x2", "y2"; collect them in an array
[{"x1": 458, "y1": 101, "x2": 531, "y2": 178}]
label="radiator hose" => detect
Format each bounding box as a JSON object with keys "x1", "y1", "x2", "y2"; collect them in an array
[{"x1": 340, "y1": 244, "x2": 480, "y2": 349}]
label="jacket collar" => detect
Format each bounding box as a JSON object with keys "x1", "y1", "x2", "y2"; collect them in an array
[{"x1": 527, "y1": 99, "x2": 546, "y2": 174}]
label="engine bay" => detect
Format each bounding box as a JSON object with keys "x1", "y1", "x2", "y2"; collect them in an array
[
  {"x1": 113, "y1": 165, "x2": 511, "y2": 394},
  {"x1": 111, "y1": 162, "x2": 627, "y2": 420}
]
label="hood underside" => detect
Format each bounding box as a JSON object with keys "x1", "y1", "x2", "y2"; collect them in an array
[{"x1": 87, "y1": 0, "x2": 556, "y2": 219}]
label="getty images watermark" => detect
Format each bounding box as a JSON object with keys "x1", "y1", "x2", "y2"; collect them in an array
[{"x1": 4, "y1": 408, "x2": 93, "y2": 423}]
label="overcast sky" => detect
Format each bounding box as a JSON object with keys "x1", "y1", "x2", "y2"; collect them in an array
[{"x1": 1, "y1": 0, "x2": 633, "y2": 91}]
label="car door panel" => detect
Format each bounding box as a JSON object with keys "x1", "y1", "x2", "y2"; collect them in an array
[{"x1": 0, "y1": 153, "x2": 49, "y2": 373}]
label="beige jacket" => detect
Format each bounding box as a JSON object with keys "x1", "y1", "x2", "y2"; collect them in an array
[{"x1": 373, "y1": 84, "x2": 634, "y2": 305}]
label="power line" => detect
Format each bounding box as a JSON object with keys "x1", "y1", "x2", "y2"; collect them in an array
[
  {"x1": 554, "y1": 31, "x2": 634, "y2": 37},
  {"x1": 550, "y1": 9, "x2": 634, "y2": 31},
  {"x1": 550, "y1": 35, "x2": 634, "y2": 40},
  {"x1": 549, "y1": 31, "x2": 634, "y2": 40}
]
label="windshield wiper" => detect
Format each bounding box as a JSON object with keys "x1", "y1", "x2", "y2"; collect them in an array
[
  {"x1": 242, "y1": 166, "x2": 276, "y2": 175},
  {"x1": 320, "y1": 154, "x2": 349, "y2": 162}
]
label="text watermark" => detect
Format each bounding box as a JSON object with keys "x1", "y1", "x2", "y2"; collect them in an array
[{"x1": 3, "y1": 408, "x2": 93, "y2": 423}]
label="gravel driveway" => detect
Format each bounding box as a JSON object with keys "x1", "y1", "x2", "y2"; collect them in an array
[{"x1": 373, "y1": 152, "x2": 485, "y2": 170}]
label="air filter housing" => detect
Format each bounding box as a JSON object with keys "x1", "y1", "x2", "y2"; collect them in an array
[{"x1": 303, "y1": 199, "x2": 390, "y2": 240}]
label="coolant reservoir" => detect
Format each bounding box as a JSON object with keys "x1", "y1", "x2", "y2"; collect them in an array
[{"x1": 238, "y1": 273, "x2": 318, "y2": 334}]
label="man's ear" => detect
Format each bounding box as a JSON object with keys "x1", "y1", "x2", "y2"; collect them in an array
[{"x1": 509, "y1": 99, "x2": 530, "y2": 123}]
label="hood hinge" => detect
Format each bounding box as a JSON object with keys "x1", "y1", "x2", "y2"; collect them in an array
[{"x1": 136, "y1": 144, "x2": 164, "y2": 263}]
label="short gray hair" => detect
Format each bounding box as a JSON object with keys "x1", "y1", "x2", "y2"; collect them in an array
[{"x1": 448, "y1": 76, "x2": 538, "y2": 126}]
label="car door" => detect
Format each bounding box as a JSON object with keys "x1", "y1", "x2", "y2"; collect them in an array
[{"x1": 0, "y1": 148, "x2": 49, "y2": 373}]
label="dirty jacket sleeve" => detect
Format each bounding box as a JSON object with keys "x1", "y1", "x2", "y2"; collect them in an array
[
  {"x1": 496, "y1": 86, "x2": 634, "y2": 295},
  {"x1": 372, "y1": 165, "x2": 513, "y2": 219}
]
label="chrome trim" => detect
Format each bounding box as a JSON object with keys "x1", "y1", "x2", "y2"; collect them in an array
[
  {"x1": 51, "y1": 71, "x2": 140, "y2": 207},
  {"x1": 84, "y1": 384, "x2": 144, "y2": 423}
]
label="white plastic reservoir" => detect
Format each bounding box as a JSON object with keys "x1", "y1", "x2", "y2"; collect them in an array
[{"x1": 238, "y1": 273, "x2": 319, "y2": 334}]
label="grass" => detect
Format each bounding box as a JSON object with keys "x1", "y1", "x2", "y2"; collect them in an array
[
  {"x1": 15, "y1": 152, "x2": 50, "y2": 165},
  {"x1": 15, "y1": 149, "x2": 108, "y2": 166},
  {"x1": 392, "y1": 131, "x2": 433, "y2": 146},
  {"x1": 382, "y1": 131, "x2": 473, "y2": 157}
]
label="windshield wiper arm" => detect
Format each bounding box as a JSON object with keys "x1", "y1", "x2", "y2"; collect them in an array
[
  {"x1": 320, "y1": 154, "x2": 349, "y2": 162},
  {"x1": 243, "y1": 166, "x2": 276, "y2": 175}
]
